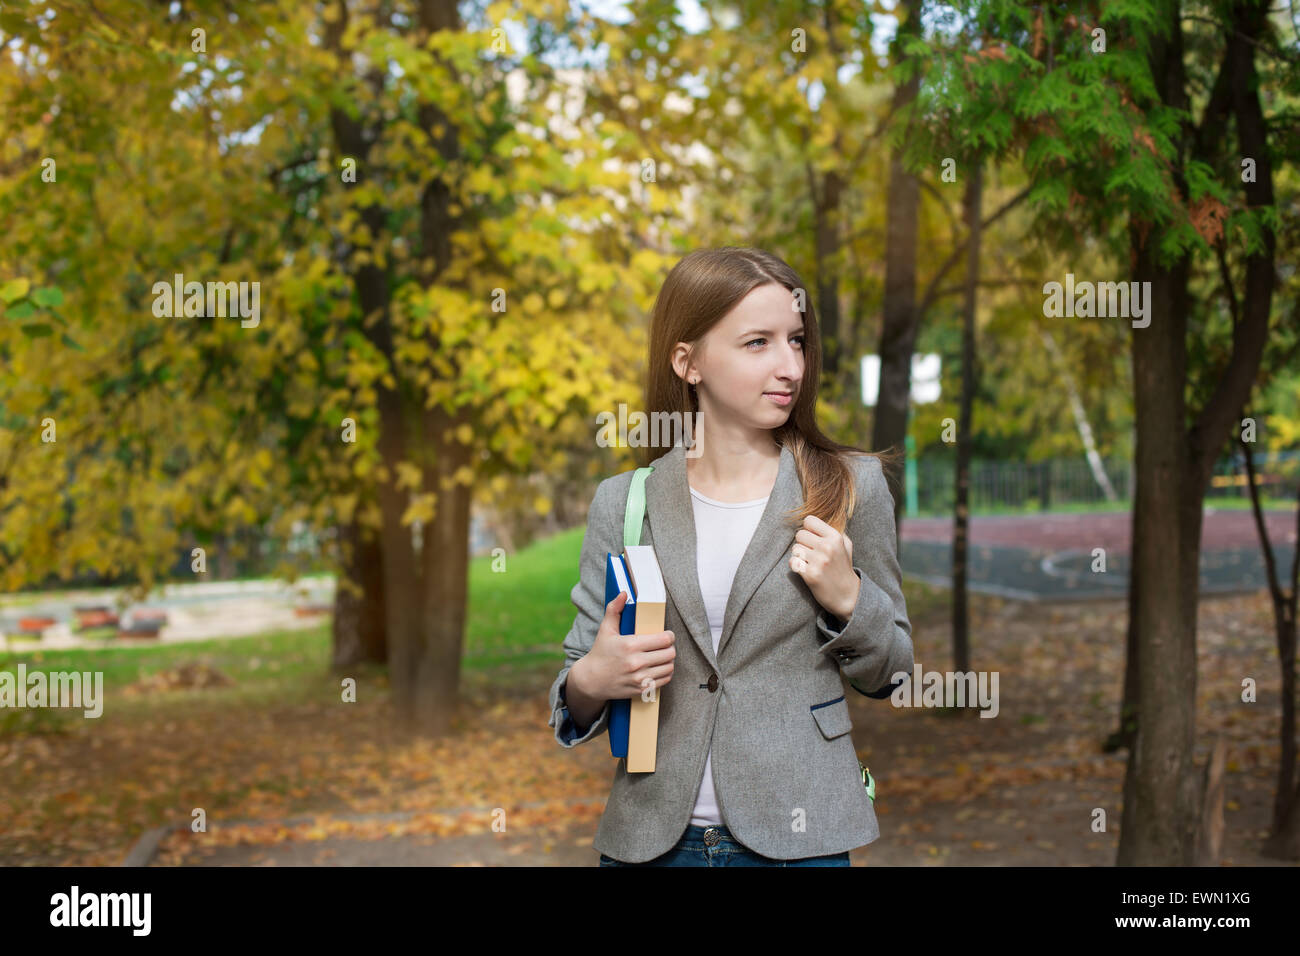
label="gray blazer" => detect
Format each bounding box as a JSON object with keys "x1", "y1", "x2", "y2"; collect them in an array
[{"x1": 547, "y1": 440, "x2": 913, "y2": 862}]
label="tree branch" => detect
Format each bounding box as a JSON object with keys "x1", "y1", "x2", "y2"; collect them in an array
[{"x1": 917, "y1": 185, "x2": 1031, "y2": 316}]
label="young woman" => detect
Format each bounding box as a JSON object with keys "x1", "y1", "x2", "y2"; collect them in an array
[{"x1": 547, "y1": 247, "x2": 913, "y2": 867}]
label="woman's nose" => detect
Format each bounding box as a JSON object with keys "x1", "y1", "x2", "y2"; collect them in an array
[{"x1": 780, "y1": 342, "x2": 803, "y2": 378}]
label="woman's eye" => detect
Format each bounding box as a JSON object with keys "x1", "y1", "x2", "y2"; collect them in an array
[
  {"x1": 746, "y1": 336, "x2": 805, "y2": 349},
  {"x1": 746, "y1": 338, "x2": 765, "y2": 349}
]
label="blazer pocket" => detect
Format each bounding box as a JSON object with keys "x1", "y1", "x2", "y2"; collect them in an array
[{"x1": 810, "y1": 694, "x2": 852, "y2": 739}]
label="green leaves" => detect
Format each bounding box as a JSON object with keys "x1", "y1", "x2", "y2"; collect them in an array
[
  {"x1": 30, "y1": 287, "x2": 64, "y2": 308},
  {"x1": 0, "y1": 278, "x2": 30, "y2": 303},
  {"x1": 1, "y1": 282, "x2": 82, "y2": 349},
  {"x1": 0, "y1": 11, "x2": 39, "y2": 43}
]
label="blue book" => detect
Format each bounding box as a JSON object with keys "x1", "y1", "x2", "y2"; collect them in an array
[
  {"x1": 603, "y1": 546, "x2": 667, "y2": 770},
  {"x1": 605, "y1": 551, "x2": 636, "y2": 759}
]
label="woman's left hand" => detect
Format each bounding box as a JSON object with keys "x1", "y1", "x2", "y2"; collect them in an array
[{"x1": 790, "y1": 515, "x2": 861, "y2": 622}]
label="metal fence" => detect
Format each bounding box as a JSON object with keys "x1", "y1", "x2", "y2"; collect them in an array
[{"x1": 910, "y1": 450, "x2": 1299, "y2": 516}]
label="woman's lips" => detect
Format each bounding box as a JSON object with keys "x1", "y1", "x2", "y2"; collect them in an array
[{"x1": 763, "y1": 392, "x2": 793, "y2": 407}]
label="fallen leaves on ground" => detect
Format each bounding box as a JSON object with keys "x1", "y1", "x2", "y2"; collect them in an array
[{"x1": 0, "y1": 590, "x2": 1289, "y2": 866}]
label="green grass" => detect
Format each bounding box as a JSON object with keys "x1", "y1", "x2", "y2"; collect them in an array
[
  {"x1": 0, "y1": 524, "x2": 949, "y2": 731},
  {"x1": 0, "y1": 626, "x2": 341, "y2": 732},
  {"x1": 466, "y1": 525, "x2": 586, "y2": 659}
]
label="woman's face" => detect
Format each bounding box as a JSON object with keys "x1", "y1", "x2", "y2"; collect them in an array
[{"x1": 684, "y1": 282, "x2": 806, "y2": 428}]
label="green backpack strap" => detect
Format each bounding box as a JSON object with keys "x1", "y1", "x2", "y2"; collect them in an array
[
  {"x1": 859, "y1": 761, "x2": 875, "y2": 802},
  {"x1": 623, "y1": 466, "x2": 654, "y2": 548}
]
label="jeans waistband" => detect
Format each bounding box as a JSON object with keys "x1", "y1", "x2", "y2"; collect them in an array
[{"x1": 680, "y1": 824, "x2": 734, "y2": 843}]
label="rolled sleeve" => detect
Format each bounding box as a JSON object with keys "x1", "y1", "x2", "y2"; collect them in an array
[
  {"x1": 817, "y1": 456, "x2": 914, "y2": 699},
  {"x1": 550, "y1": 674, "x2": 613, "y2": 747},
  {"x1": 547, "y1": 477, "x2": 618, "y2": 749}
]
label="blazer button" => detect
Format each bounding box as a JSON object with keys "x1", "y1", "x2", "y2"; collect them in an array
[{"x1": 707, "y1": 674, "x2": 718, "y2": 693}]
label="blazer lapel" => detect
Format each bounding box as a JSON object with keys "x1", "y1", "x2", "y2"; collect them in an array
[
  {"x1": 644, "y1": 441, "x2": 803, "y2": 669},
  {"x1": 644, "y1": 442, "x2": 716, "y2": 670},
  {"x1": 716, "y1": 443, "x2": 801, "y2": 660}
]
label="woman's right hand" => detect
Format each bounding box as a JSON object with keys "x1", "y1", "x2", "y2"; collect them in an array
[{"x1": 573, "y1": 590, "x2": 676, "y2": 702}]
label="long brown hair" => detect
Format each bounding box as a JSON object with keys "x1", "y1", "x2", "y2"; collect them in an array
[{"x1": 640, "y1": 246, "x2": 902, "y2": 534}]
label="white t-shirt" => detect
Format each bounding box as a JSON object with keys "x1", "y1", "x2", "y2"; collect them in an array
[{"x1": 686, "y1": 484, "x2": 770, "y2": 828}]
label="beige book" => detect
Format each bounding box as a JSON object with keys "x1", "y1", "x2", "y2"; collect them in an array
[{"x1": 622, "y1": 545, "x2": 666, "y2": 772}]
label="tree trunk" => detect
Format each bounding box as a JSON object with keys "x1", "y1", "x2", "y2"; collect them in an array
[
  {"x1": 1036, "y1": 327, "x2": 1118, "y2": 500},
  {"x1": 374, "y1": 384, "x2": 427, "y2": 729},
  {"x1": 1262, "y1": 568, "x2": 1300, "y2": 860},
  {"x1": 951, "y1": 163, "x2": 981, "y2": 677},
  {"x1": 1119, "y1": 233, "x2": 1201, "y2": 866},
  {"x1": 1195, "y1": 734, "x2": 1227, "y2": 865},
  {"x1": 1118, "y1": 0, "x2": 1276, "y2": 866},
  {"x1": 870, "y1": 0, "x2": 922, "y2": 526},
  {"x1": 406, "y1": 402, "x2": 475, "y2": 733},
  {"x1": 814, "y1": 168, "x2": 844, "y2": 377},
  {"x1": 1110, "y1": 503, "x2": 1142, "y2": 751},
  {"x1": 1240, "y1": 428, "x2": 1300, "y2": 859},
  {"x1": 386, "y1": 0, "x2": 472, "y2": 737},
  {"x1": 331, "y1": 518, "x2": 387, "y2": 670},
  {"x1": 1108, "y1": 427, "x2": 1141, "y2": 755},
  {"x1": 324, "y1": 0, "x2": 475, "y2": 739}
]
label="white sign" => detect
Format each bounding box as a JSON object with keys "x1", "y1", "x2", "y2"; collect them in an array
[{"x1": 861, "y1": 353, "x2": 941, "y2": 406}]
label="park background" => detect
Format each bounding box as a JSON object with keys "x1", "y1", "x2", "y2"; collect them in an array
[{"x1": 0, "y1": 0, "x2": 1298, "y2": 867}]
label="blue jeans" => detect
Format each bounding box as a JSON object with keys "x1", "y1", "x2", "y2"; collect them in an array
[{"x1": 598, "y1": 824, "x2": 851, "y2": 867}]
